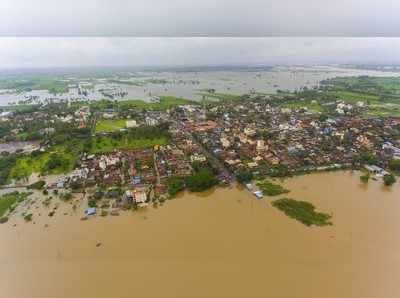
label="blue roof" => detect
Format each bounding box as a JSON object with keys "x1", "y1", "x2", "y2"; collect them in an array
[
  {"x1": 85, "y1": 207, "x2": 96, "y2": 215},
  {"x1": 253, "y1": 191, "x2": 263, "y2": 199},
  {"x1": 323, "y1": 127, "x2": 332, "y2": 135}
]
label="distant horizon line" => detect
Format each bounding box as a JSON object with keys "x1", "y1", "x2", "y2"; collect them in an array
[{"x1": 1, "y1": 63, "x2": 400, "y2": 74}]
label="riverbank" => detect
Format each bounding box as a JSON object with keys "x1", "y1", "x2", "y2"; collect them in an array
[{"x1": 0, "y1": 171, "x2": 399, "y2": 297}]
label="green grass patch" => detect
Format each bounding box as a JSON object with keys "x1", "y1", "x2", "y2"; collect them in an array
[
  {"x1": 256, "y1": 180, "x2": 290, "y2": 196},
  {"x1": 0, "y1": 191, "x2": 32, "y2": 217},
  {"x1": 10, "y1": 144, "x2": 80, "y2": 180},
  {"x1": 280, "y1": 101, "x2": 324, "y2": 113},
  {"x1": 197, "y1": 92, "x2": 242, "y2": 102},
  {"x1": 360, "y1": 172, "x2": 370, "y2": 183},
  {"x1": 90, "y1": 135, "x2": 167, "y2": 154},
  {"x1": 326, "y1": 90, "x2": 379, "y2": 104},
  {"x1": 27, "y1": 180, "x2": 46, "y2": 190},
  {"x1": 95, "y1": 119, "x2": 127, "y2": 133},
  {"x1": 0, "y1": 104, "x2": 41, "y2": 113},
  {"x1": 364, "y1": 104, "x2": 400, "y2": 118},
  {"x1": 272, "y1": 198, "x2": 332, "y2": 227},
  {"x1": 92, "y1": 96, "x2": 197, "y2": 112}
]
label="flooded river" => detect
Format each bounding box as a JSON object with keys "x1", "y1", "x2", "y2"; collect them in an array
[{"x1": 0, "y1": 171, "x2": 400, "y2": 297}]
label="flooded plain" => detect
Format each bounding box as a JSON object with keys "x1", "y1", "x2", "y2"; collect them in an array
[
  {"x1": 0, "y1": 171, "x2": 400, "y2": 298},
  {"x1": 2, "y1": 65, "x2": 400, "y2": 105}
]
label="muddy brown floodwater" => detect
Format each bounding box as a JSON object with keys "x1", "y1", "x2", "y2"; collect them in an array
[{"x1": 0, "y1": 171, "x2": 400, "y2": 298}]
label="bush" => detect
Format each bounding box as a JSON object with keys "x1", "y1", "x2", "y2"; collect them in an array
[
  {"x1": 88, "y1": 198, "x2": 97, "y2": 208},
  {"x1": 24, "y1": 213, "x2": 33, "y2": 222},
  {"x1": 360, "y1": 173, "x2": 370, "y2": 183},
  {"x1": 236, "y1": 170, "x2": 253, "y2": 184},
  {"x1": 383, "y1": 173, "x2": 396, "y2": 186},
  {"x1": 256, "y1": 180, "x2": 290, "y2": 196},
  {"x1": 389, "y1": 159, "x2": 400, "y2": 173},
  {"x1": 272, "y1": 198, "x2": 332, "y2": 226},
  {"x1": 60, "y1": 192, "x2": 73, "y2": 201},
  {"x1": 42, "y1": 153, "x2": 69, "y2": 173},
  {"x1": 167, "y1": 177, "x2": 185, "y2": 196},
  {"x1": 185, "y1": 169, "x2": 217, "y2": 192},
  {"x1": 93, "y1": 191, "x2": 104, "y2": 200},
  {"x1": 27, "y1": 180, "x2": 46, "y2": 190}
]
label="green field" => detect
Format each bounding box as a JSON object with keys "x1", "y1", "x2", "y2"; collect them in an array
[
  {"x1": 0, "y1": 104, "x2": 40, "y2": 113},
  {"x1": 326, "y1": 90, "x2": 380, "y2": 104},
  {"x1": 197, "y1": 92, "x2": 242, "y2": 102},
  {"x1": 322, "y1": 76, "x2": 400, "y2": 104},
  {"x1": 364, "y1": 104, "x2": 400, "y2": 118},
  {"x1": 95, "y1": 119, "x2": 127, "y2": 133},
  {"x1": 9, "y1": 144, "x2": 79, "y2": 180},
  {"x1": 280, "y1": 101, "x2": 324, "y2": 113},
  {"x1": 90, "y1": 135, "x2": 167, "y2": 154},
  {"x1": 256, "y1": 180, "x2": 290, "y2": 196},
  {"x1": 0, "y1": 77, "x2": 69, "y2": 94},
  {"x1": 0, "y1": 191, "x2": 32, "y2": 217},
  {"x1": 90, "y1": 96, "x2": 197, "y2": 112}
]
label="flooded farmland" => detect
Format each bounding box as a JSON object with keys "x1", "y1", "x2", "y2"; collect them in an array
[
  {"x1": 1, "y1": 65, "x2": 400, "y2": 105},
  {"x1": 0, "y1": 171, "x2": 400, "y2": 298}
]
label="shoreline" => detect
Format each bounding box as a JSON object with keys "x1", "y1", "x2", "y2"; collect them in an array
[{"x1": 0, "y1": 169, "x2": 396, "y2": 228}]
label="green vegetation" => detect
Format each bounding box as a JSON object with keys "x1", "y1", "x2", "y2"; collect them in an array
[
  {"x1": 60, "y1": 192, "x2": 73, "y2": 202},
  {"x1": 236, "y1": 170, "x2": 253, "y2": 184},
  {"x1": 0, "y1": 191, "x2": 32, "y2": 218},
  {"x1": 359, "y1": 151, "x2": 378, "y2": 165},
  {"x1": 389, "y1": 159, "x2": 400, "y2": 174},
  {"x1": 90, "y1": 135, "x2": 167, "y2": 154},
  {"x1": 9, "y1": 127, "x2": 91, "y2": 180},
  {"x1": 365, "y1": 105, "x2": 400, "y2": 118},
  {"x1": 90, "y1": 126, "x2": 169, "y2": 154},
  {"x1": 360, "y1": 172, "x2": 370, "y2": 183},
  {"x1": 27, "y1": 180, "x2": 46, "y2": 190},
  {"x1": 317, "y1": 76, "x2": 400, "y2": 117},
  {"x1": 383, "y1": 173, "x2": 396, "y2": 186},
  {"x1": 321, "y1": 76, "x2": 400, "y2": 103},
  {"x1": 91, "y1": 96, "x2": 196, "y2": 112},
  {"x1": 10, "y1": 146, "x2": 77, "y2": 179},
  {"x1": 88, "y1": 197, "x2": 98, "y2": 208},
  {"x1": 0, "y1": 104, "x2": 41, "y2": 114},
  {"x1": 95, "y1": 119, "x2": 127, "y2": 133},
  {"x1": 281, "y1": 100, "x2": 324, "y2": 113},
  {"x1": 167, "y1": 177, "x2": 185, "y2": 197},
  {"x1": 272, "y1": 198, "x2": 332, "y2": 227},
  {"x1": 185, "y1": 168, "x2": 218, "y2": 192},
  {"x1": 326, "y1": 90, "x2": 379, "y2": 104},
  {"x1": 269, "y1": 164, "x2": 290, "y2": 177},
  {"x1": 23, "y1": 213, "x2": 33, "y2": 222},
  {"x1": 197, "y1": 91, "x2": 242, "y2": 102},
  {"x1": 256, "y1": 180, "x2": 290, "y2": 196},
  {"x1": 0, "y1": 76, "x2": 69, "y2": 94},
  {"x1": 0, "y1": 154, "x2": 18, "y2": 185}
]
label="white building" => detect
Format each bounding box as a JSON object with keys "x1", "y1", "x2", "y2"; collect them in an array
[{"x1": 126, "y1": 120, "x2": 138, "y2": 128}]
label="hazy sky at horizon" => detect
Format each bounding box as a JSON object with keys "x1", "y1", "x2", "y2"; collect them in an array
[
  {"x1": 0, "y1": 37, "x2": 400, "y2": 69},
  {"x1": 1, "y1": 0, "x2": 400, "y2": 36}
]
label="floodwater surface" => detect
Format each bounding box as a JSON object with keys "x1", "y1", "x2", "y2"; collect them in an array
[{"x1": 0, "y1": 171, "x2": 399, "y2": 297}]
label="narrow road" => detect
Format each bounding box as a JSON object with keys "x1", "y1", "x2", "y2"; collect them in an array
[{"x1": 175, "y1": 120, "x2": 234, "y2": 183}]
